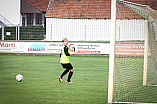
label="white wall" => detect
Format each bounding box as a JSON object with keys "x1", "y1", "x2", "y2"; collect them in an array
[
  {"x1": 0, "y1": 0, "x2": 21, "y2": 25},
  {"x1": 46, "y1": 18, "x2": 145, "y2": 41},
  {"x1": 46, "y1": 18, "x2": 111, "y2": 41},
  {"x1": 116, "y1": 19, "x2": 145, "y2": 41}
]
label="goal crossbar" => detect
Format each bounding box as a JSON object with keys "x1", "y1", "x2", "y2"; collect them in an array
[{"x1": 117, "y1": 0, "x2": 157, "y2": 23}]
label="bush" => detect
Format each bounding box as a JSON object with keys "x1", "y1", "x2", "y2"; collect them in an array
[
  {"x1": 0, "y1": 26, "x2": 16, "y2": 40},
  {"x1": 20, "y1": 25, "x2": 44, "y2": 40},
  {"x1": 0, "y1": 25, "x2": 45, "y2": 40}
]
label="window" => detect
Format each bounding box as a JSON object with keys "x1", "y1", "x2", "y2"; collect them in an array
[
  {"x1": 22, "y1": 17, "x2": 25, "y2": 26},
  {"x1": 27, "y1": 13, "x2": 33, "y2": 26},
  {"x1": 36, "y1": 13, "x2": 42, "y2": 25}
]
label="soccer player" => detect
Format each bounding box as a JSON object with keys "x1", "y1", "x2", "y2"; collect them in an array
[{"x1": 58, "y1": 38, "x2": 75, "y2": 83}]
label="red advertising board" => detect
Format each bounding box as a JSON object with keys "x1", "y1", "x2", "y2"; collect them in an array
[
  {"x1": 78, "y1": 50, "x2": 101, "y2": 54},
  {"x1": 115, "y1": 44, "x2": 150, "y2": 55}
]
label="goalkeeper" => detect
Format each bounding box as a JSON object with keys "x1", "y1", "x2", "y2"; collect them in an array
[{"x1": 58, "y1": 38, "x2": 75, "y2": 83}]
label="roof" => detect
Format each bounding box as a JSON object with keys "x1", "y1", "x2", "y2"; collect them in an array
[
  {"x1": 46, "y1": 0, "x2": 111, "y2": 19},
  {"x1": 46, "y1": 0, "x2": 157, "y2": 19},
  {"x1": 25, "y1": 0, "x2": 49, "y2": 12}
]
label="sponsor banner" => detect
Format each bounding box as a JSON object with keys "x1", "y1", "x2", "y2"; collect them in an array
[
  {"x1": 27, "y1": 43, "x2": 48, "y2": 53},
  {"x1": 0, "y1": 42, "x2": 25, "y2": 53},
  {"x1": 68, "y1": 43, "x2": 109, "y2": 54},
  {"x1": 46, "y1": 43, "x2": 63, "y2": 53},
  {"x1": 115, "y1": 44, "x2": 150, "y2": 55},
  {"x1": 0, "y1": 42, "x2": 110, "y2": 54},
  {"x1": 0, "y1": 42, "x2": 151, "y2": 55}
]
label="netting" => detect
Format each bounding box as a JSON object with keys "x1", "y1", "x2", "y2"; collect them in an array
[
  {"x1": 147, "y1": 21, "x2": 157, "y2": 85},
  {"x1": 112, "y1": 0, "x2": 157, "y2": 103}
]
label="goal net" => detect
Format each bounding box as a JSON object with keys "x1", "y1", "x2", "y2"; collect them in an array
[{"x1": 108, "y1": 0, "x2": 157, "y2": 103}]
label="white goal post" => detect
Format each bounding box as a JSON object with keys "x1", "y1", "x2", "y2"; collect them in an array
[
  {"x1": 108, "y1": 0, "x2": 116, "y2": 103},
  {"x1": 143, "y1": 19, "x2": 148, "y2": 86}
]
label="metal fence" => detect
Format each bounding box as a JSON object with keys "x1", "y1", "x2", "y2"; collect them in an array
[
  {"x1": 46, "y1": 18, "x2": 145, "y2": 42},
  {"x1": 1, "y1": 19, "x2": 145, "y2": 42},
  {"x1": 0, "y1": 25, "x2": 45, "y2": 41}
]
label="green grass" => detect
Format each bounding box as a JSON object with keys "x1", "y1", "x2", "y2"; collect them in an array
[
  {"x1": 0, "y1": 54, "x2": 109, "y2": 104},
  {"x1": 113, "y1": 56, "x2": 157, "y2": 103},
  {"x1": 1, "y1": 54, "x2": 156, "y2": 103}
]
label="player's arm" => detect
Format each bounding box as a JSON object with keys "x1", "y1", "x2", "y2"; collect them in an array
[
  {"x1": 60, "y1": 50, "x2": 62, "y2": 58},
  {"x1": 64, "y1": 46, "x2": 70, "y2": 56}
]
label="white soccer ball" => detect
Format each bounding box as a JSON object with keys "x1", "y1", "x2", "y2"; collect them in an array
[{"x1": 16, "y1": 74, "x2": 23, "y2": 82}]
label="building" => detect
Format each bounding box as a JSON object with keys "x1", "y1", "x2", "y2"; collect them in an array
[
  {"x1": 0, "y1": 0, "x2": 49, "y2": 27},
  {"x1": 0, "y1": 0, "x2": 156, "y2": 40},
  {"x1": 45, "y1": 0, "x2": 157, "y2": 41},
  {"x1": 21, "y1": 0, "x2": 49, "y2": 27}
]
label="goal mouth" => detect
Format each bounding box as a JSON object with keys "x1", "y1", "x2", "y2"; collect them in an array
[{"x1": 108, "y1": 0, "x2": 157, "y2": 103}]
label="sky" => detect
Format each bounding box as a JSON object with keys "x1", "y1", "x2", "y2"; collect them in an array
[{"x1": 0, "y1": 0, "x2": 21, "y2": 25}]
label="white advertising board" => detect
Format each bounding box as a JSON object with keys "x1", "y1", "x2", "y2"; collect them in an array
[{"x1": 0, "y1": 42, "x2": 110, "y2": 54}]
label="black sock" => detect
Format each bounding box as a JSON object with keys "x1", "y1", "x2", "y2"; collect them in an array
[
  {"x1": 67, "y1": 71, "x2": 73, "y2": 82},
  {"x1": 61, "y1": 69, "x2": 69, "y2": 78}
]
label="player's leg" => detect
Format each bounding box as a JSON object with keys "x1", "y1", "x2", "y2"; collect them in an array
[
  {"x1": 66, "y1": 68, "x2": 74, "y2": 83},
  {"x1": 58, "y1": 76, "x2": 62, "y2": 82},
  {"x1": 66, "y1": 63, "x2": 74, "y2": 83},
  {"x1": 59, "y1": 64, "x2": 69, "y2": 82},
  {"x1": 59, "y1": 69, "x2": 69, "y2": 82},
  {"x1": 59, "y1": 68, "x2": 69, "y2": 82},
  {"x1": 61, "y1": 68, "x2": 69, "y2": 78}
]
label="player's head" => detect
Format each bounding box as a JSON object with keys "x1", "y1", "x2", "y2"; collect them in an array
[{"x1": 62, "y1": 38, "x2": 68, "y2": 46}]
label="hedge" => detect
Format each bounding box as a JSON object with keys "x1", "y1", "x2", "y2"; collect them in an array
[{"x1": 0, "y1": 25, "x2": 45, "y2": 40}]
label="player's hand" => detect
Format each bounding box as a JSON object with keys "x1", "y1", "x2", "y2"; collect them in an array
[{"x1": 70, "y1": 51, "x2": 78, "y2": 55}]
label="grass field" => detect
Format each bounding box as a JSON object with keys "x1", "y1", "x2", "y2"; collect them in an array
[
  {"x1": 113, "y1": 56, "x2": 157, "y2": 103},
  {"x1": 0, "y1": 54, "x2": 109, "y2": 104}
]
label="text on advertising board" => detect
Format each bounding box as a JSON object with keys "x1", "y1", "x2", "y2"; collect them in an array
[
  {"x1": 28, "y1": 44, "x2": 46, "y2": 51},
  {"x1": 0, "y1": 42, "x2": 15, "y2": 48}
]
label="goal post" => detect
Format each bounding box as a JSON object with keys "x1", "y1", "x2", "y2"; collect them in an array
[
  {"x1": 108, "y1": 0, "x2": 117, "y2": 103},
  {"x1": 108, "y1": 0, "x2": 157, "y2": 103},
  {"x1": 143, "y1": 19, "x2": 148, "y2": 86}
]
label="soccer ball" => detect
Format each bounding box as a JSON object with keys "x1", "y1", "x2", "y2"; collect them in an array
[{"x1": 16, "y1": 74, "x2": 23, "y2": 82}]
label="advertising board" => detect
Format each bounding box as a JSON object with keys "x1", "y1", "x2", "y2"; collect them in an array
[
  {"x1": 0, "y1": 42, "x2": 149, "y2": 55},
  {"x1": 0, "y1": 42, "x2": 110, "y2": 54}
]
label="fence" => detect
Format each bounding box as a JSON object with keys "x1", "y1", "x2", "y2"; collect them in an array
[
  {"x1": 46, "y1": 18, "x2": 145, "y2": 42},
  {"x1": 0, "y1": 25, "x2": 45, "y2": 41},
  {"x1": 1, "y1": 19, "x2": 145, "y2": 42}
]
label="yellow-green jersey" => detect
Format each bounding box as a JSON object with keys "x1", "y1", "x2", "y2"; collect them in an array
[{"x1": 60, "y1": 45, "x2": 70, "y2": 63}]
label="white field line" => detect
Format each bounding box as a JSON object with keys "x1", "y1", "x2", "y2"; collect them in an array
[
  {"x1": 27, "y1": 73, "x2": 54, "y2": 75},
  {"x1": 0, "y1": 73, "x2": 56, "y2": 78},
  {"x1": 0, "y1": 73, "x2": 59, "y2": 78},
  {"x1": 147, "y1": 85, "x2": 157, "y2": 86},
  {"x1": 0, "y1": 73, "x2": 18, "y2": 77},
  {"x1": 146, "y1": 80, "x2": 157, "y2": 87},
  {"x1": 115, "y1": 79, "x2": 157, "y2": 102},
  {"x1": 113, "y1": 102, "x2": 156, "y2": 104},
  {"x1": 115, "y1": 85, "x2": 145, "y2": 101}
]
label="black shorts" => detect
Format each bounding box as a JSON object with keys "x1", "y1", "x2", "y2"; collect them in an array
[{"x1": 61, "y1": 63, "x2": 73, "y2": 70}]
